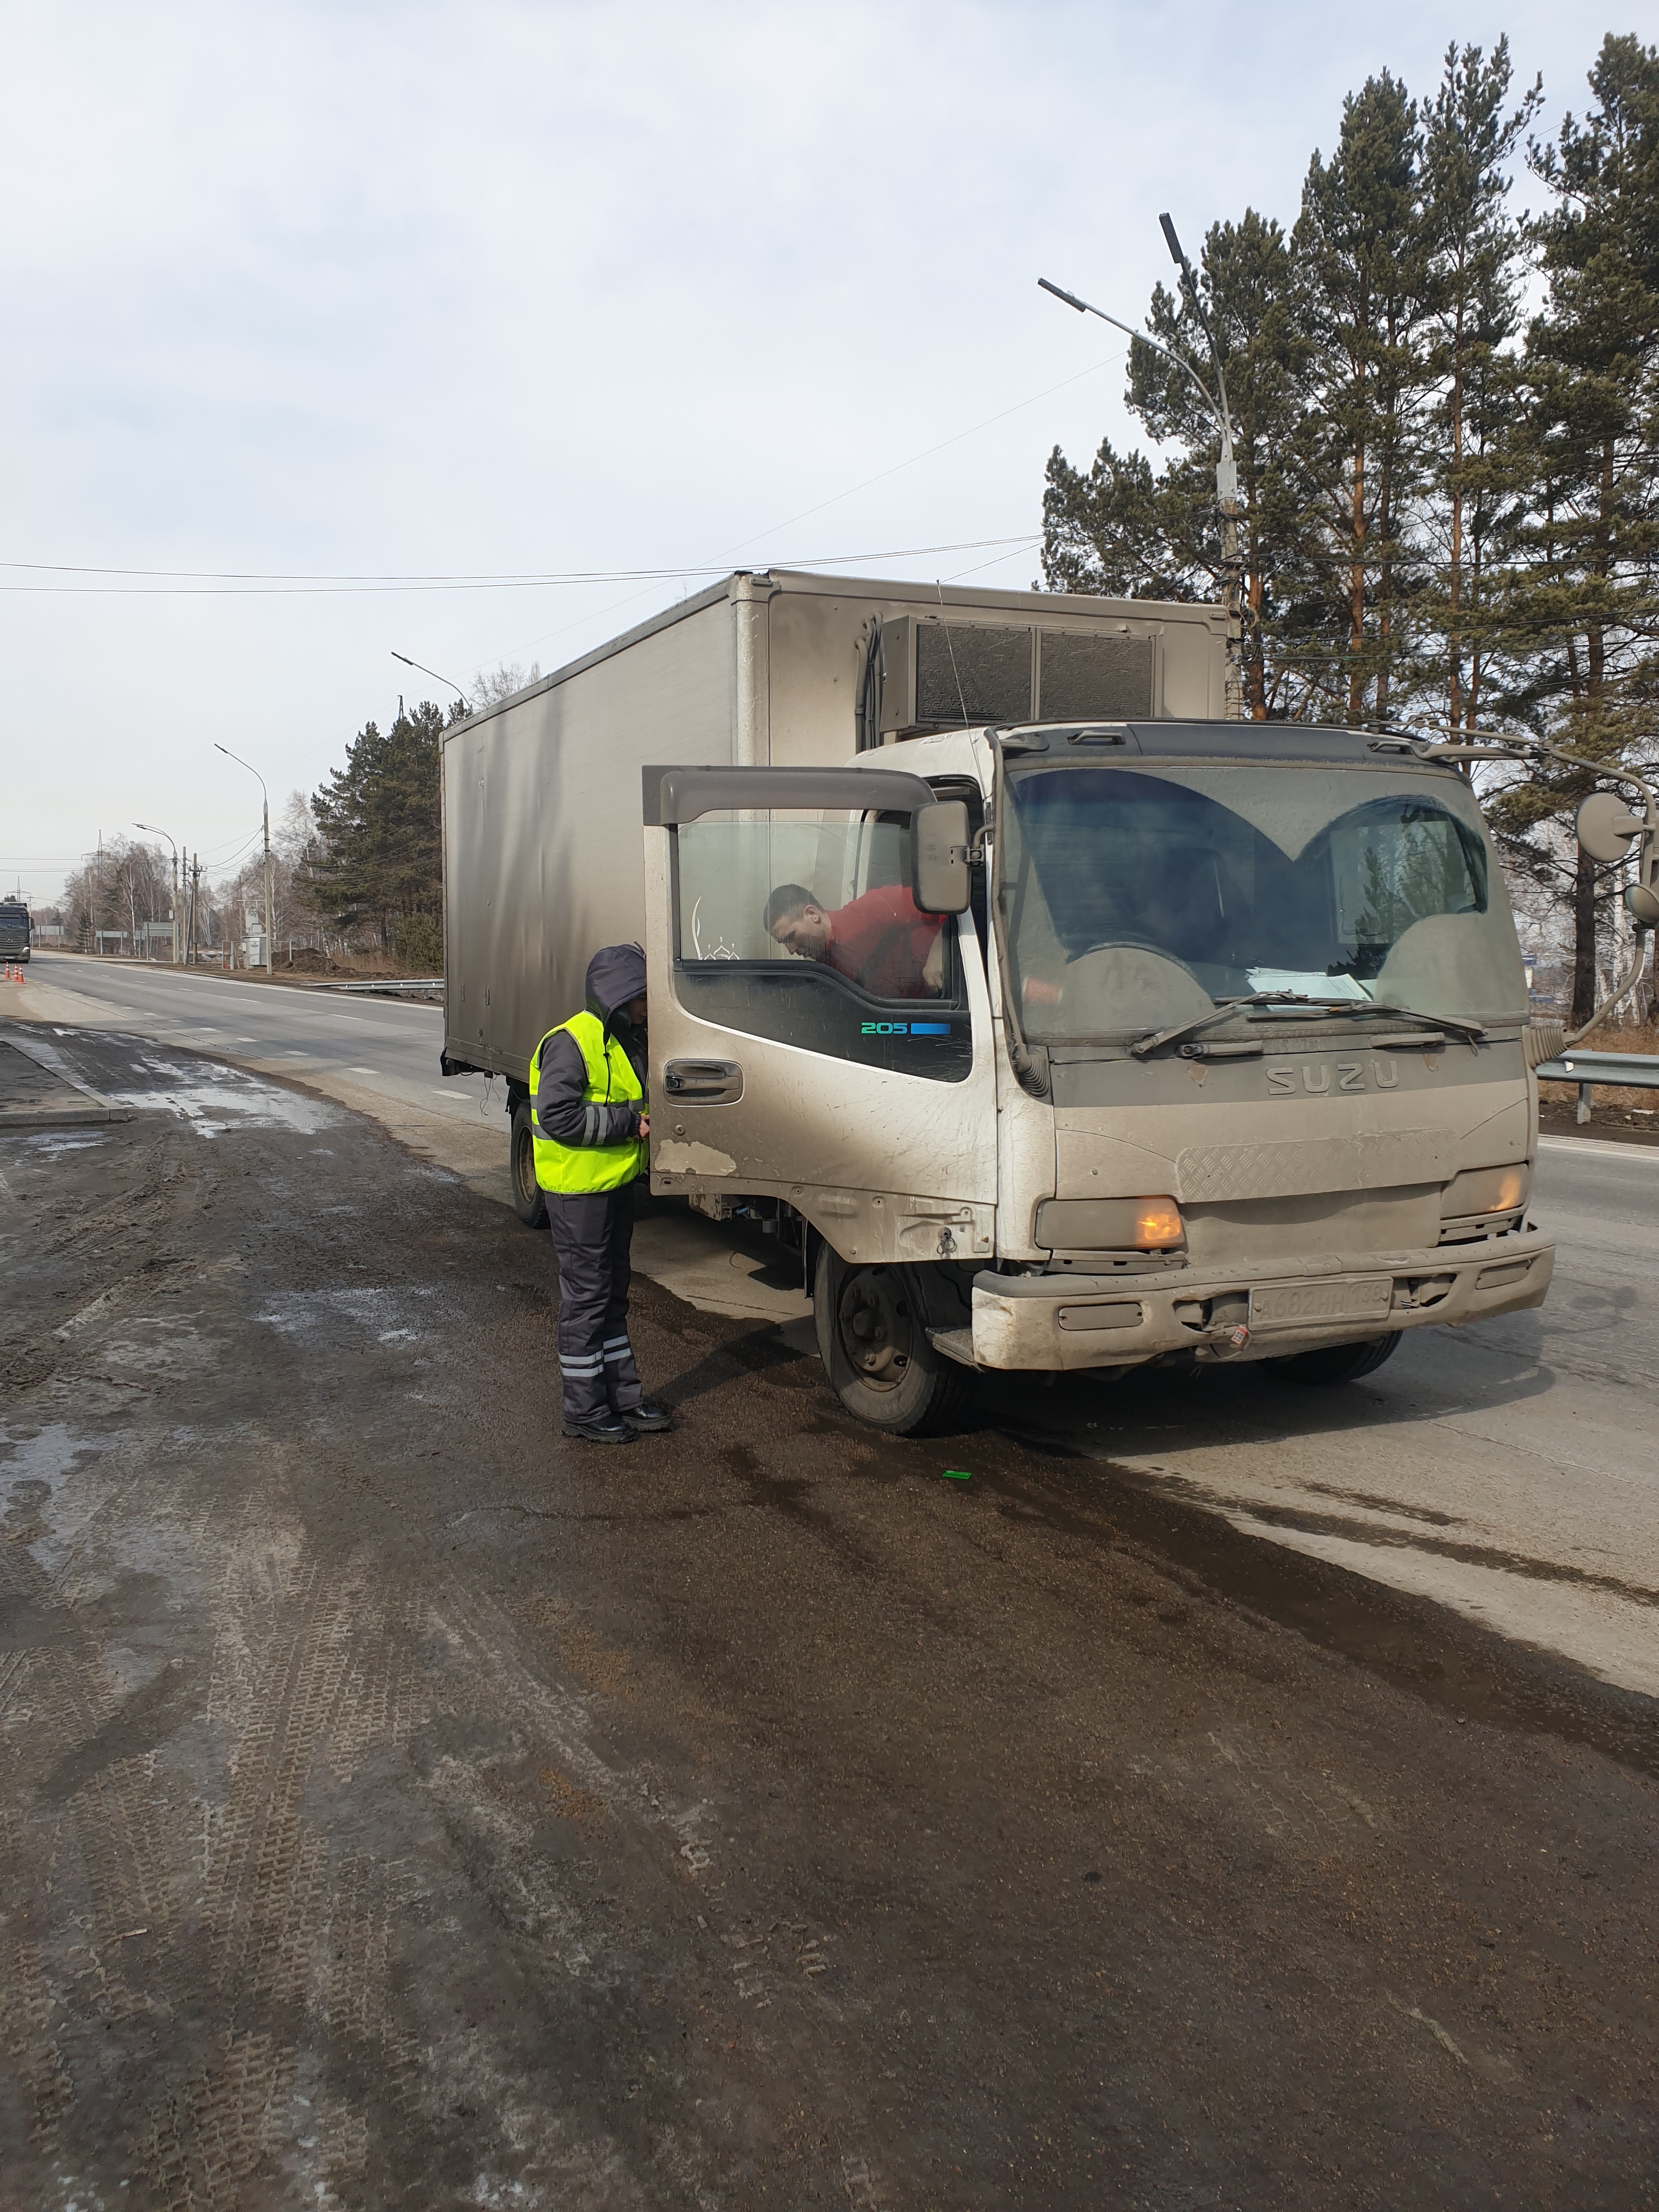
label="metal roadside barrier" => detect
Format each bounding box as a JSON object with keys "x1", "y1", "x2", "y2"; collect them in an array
[
  {"x1": 296, "y1": 978, "x2": 445, "y2": 1002},
  {"x1": 321, "y1": 978, "x2": 444, "y2": 996},
  {"x1": 1533, "y1": 1048, "x2": 1659, "y2": 1125}
]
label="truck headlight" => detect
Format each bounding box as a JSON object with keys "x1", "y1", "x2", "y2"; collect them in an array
[{"x1": 1440, "y1": 1164, "x2": 1530, "y2": 1218}]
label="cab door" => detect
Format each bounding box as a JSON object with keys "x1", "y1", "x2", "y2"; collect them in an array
[{"x1": 641, "y1": 765, "x2": 997, "y2": 1267}]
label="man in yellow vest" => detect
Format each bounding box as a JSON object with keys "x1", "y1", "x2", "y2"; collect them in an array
[{"x1": 530, "y1": 943, "x2": 672, "y2": 1444}]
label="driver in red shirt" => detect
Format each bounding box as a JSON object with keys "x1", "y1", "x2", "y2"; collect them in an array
[{"x1": 764, "y1": 882, "x2": 946, "y2": 999}]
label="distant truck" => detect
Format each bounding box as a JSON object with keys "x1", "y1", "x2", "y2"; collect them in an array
[
  {"x1": 0, "y1": 900, "x2": 30, "y2": 962},
  {"x1": 441, "y1": 567, "x2": 1553, "y2": 1433}
]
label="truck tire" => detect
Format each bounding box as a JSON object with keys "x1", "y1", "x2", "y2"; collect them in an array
[
  {"x1": 814, "y1": 1245, "x2": 974, "y2": 1436},
  {"x1": 1264, "y1": 1333, "x2": 1401, "y2": 1385},
  {"x1": 510, "y1": 1102, "x2": 548, "y2": 1230}
]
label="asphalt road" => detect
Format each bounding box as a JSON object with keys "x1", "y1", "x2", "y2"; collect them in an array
[
  {"x1": 1048, "y1": 1130, "x2": 1659, "y2": 1701},
  {"x1": 1, "y1": 1030, "x2": 1655, "y2": 2208},
  {"x1": 14, "y1": 952, "x2": 1659, "y2": 1703},
  {"x1": 15, "y1": 945, "x2": 495, "y2": 1149}
]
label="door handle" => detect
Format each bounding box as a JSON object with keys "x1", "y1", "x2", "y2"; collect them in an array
[{"x1": 662, "y1": 1057, "x2": 744, "y2": 1105}]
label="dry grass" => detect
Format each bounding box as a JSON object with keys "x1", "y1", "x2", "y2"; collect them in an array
[{"x1": 1537, "y1": 1019, "x2": 1659, "y2": 1120}]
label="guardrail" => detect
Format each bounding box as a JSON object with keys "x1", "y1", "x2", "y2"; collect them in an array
[
  {"x1": 314, "y1": 978, "x2": 445, "y2": 997},
  {"x1": 1534, "y1": 1049, "x2": 1659, "y2": 1125}
]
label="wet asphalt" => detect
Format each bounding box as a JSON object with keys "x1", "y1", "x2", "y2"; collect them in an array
[{"x1": 1, "y1": 1033, "x2": 1655, "y2": 2209}]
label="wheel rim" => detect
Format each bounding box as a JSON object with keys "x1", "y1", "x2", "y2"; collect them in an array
[
  {"x1": 514, "y1": 1121, "x2": 537, "y2": 1207},
  {"x1": 836, "y1": 1268, "x2": 913, "y2": 1392}
]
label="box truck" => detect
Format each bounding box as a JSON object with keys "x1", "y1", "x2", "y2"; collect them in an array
[
  {"x1": 0, "y1": 900, "x2": 31, "y2": 963},
  {"x1": 441, "y1": 568, "x2": 1553, "y2": 1433}
]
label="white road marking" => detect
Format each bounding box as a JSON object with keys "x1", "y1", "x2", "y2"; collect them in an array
[
  {"x1": 1539, "y1": 1135, "x2": 1659, "y2": 1164},
  {"x1": 347, "y1": 1067, "x2": 380, "y2": 1077}
]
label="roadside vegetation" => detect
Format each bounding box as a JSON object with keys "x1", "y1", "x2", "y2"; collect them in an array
[{"x1": 1042, "y1": 32, "x2": 1659, "y2": 1026}]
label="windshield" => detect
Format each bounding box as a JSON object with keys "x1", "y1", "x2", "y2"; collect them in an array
[{"x1": 1001, "y1": 761, "x2": 1526, "y2": 1040}]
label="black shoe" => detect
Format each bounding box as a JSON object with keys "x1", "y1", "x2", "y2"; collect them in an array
[
  {"x1": 562, "y1": 1415, "x2": 634, "y2": 1444},
  {"x1": 618, "y1": 1403, "x2": 673, "y2": 1433}
]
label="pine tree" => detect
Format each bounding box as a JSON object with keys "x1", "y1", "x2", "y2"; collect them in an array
[
  {"x1": 1417, "y1": 39, "x2": 1543, "y2": 732},
  {"x1": 300, "y1": 701, "x2": 452, "y2": 946},
  {"x1": 1293, "y1": 71, "x2": 1434, "y2": 723},
  {"x1": 1489, "y1": 34, "x2": 1659, "y2": 1025}
]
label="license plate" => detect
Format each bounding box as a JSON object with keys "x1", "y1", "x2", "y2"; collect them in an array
[{"x1": 1249, "y1": 1277, "x2": 1393, "y2": 1327}]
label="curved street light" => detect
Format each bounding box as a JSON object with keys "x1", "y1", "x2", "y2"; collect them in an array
[
  {"x1": 392, "y1": 650, "x2": 470, "y2": 706},
  {"x1": 1039, "y1": 213, "x2": 1245, "y2": 720},
  {"x1": 214, "y1": 744, "x2": 274, "y2": 975},
  {"x1": 134, "y1": 822, "x2": 180, "y2": 966}
]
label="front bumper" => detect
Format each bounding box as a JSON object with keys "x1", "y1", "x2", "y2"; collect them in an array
[{"x1": 969, "y1": 1224, "x2": 1554, "y2": 1372}]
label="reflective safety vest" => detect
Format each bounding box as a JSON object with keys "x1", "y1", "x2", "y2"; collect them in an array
[{"x1": 529, "y1": 1010, "x2": 645, "y2": 1193}]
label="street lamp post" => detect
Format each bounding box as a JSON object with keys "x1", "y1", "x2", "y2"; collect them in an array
[
  {"x1": 135, "y1": 823, "x2": 180, "y2": 965},
  {"x1": 392, "y1": 650, "x2": 470, "y2": 707},
  {"x1": 1040, "y1": 215, "x2": 1245, "y2": 721},
  {"x1": 215, "y1": 745, "x2": 274, "y2": 975}
]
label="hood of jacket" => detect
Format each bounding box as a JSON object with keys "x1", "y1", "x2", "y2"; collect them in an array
[{"x1": 584, "y1": 942, "x2": 648, "y2": 1032}]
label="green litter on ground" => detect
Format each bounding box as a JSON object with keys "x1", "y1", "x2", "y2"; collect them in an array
[{"x1": 942, "y1": 1469, "x2": 973, "y2": 1481}]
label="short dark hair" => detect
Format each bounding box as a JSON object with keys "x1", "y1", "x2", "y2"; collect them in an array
[{"x1": 764, "y1": 883, "x2": 818, "y2": 933}]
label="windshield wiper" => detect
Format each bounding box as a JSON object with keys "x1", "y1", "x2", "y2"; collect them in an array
[
  {"x1": 1322, "y1": 1000, "x2": 1486, "y2": 1042},
  {"x1": 1130, "y1": 992, "x2": 1348, "y2": 1060},
  {"x1": 1131, "y1": 993, "x2": 1486, "y2": 1061}
]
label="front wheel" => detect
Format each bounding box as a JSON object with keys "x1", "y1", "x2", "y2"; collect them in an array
[
  {"x1": 510, "y1": 1102, "x2": 548, "y2": 1230},
  {"x1": 814, "y1": 1245, "x2": 974, "y2": 1436},
  {"x1": 1263, "y1": 1333, "x2": 1401, "y2": 1385}
]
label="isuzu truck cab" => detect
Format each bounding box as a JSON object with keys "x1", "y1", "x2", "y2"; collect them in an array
[{"x1": 642, "y1": 718, "x2": 1552, "y2": 1432}]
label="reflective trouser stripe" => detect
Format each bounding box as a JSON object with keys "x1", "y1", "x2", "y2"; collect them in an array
[{"x1": 546, "y1": 1187, "x2": 641, "y2": 1423}]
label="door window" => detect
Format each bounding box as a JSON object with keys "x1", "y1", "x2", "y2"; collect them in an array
[{"x1": 672, "y1": 809, "x2": 972, "y2": 1081}]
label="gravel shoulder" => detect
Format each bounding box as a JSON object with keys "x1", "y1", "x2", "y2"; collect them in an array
[{"x1": 0, "y1": 1036, "x2": 1655, "y2": 2208}]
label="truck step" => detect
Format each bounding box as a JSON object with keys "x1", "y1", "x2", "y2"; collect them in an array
[{"x1": 927, "y1": 1327, "x2": 978, "y2": 1369}]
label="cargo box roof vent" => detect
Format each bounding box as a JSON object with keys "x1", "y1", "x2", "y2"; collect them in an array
[{"x1": 876, "y1": 616, "x2": 1155, "y2": 738}]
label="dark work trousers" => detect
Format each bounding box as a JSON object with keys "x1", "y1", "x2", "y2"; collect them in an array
[{"x1": 545, "y1": 1185, "x2": 644, "y2": 1423}]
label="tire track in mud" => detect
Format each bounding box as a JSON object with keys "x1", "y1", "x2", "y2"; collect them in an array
[
  {"x1": 415, "y1": 1575, "x2": 914, "y2": 2209},
  {"x1": 137, "y1": 1537, "x2": 399, "y2": 2204},
  {"x1": 0, "y1": 1431, "x2": 191, "y2": 2190}
]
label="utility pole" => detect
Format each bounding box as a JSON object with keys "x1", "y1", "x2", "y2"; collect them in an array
[
  {"x1": 215, "y1": 745, "x2": 274, "y2": 974},
  {"x1": 1040, "y1": 214, "x2": 1246, "y2": 721}
]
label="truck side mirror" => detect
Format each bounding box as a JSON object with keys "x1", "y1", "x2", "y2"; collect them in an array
[
  {"x1": 1576, "y1": 791, "x2": 1645, "y2": 864},
  {"x1": 1577, "y1": 791, "x2": 1659, "y2": 922},
  {"x1": 911, "y1": 799, "x2": 972, "y2": 916}
]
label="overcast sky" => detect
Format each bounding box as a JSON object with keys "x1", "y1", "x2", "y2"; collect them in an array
[{"x1": 0, "y1": 0, "x2": 1620, "y2": 906}]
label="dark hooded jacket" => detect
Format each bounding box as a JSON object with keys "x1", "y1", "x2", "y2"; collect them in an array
[{"x1": 533, "y1": 943, "x2": 648, "y2": 1154}]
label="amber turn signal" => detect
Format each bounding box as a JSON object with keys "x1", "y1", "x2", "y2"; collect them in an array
[
  {"x1": 1440, "y1": 1163, "x2": 1530, "y2": 1218},
  {"x1": 1132, "y1": 1200, "x2": 1183, "y2": 1249}
]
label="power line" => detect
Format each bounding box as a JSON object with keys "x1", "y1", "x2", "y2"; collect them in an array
[
  {"x1": 0, "y1": 534, "x2": 1040, "y2": 596},
  {"x1": 475, "y1": 354, "x2": 1121, "y2": 678}
]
